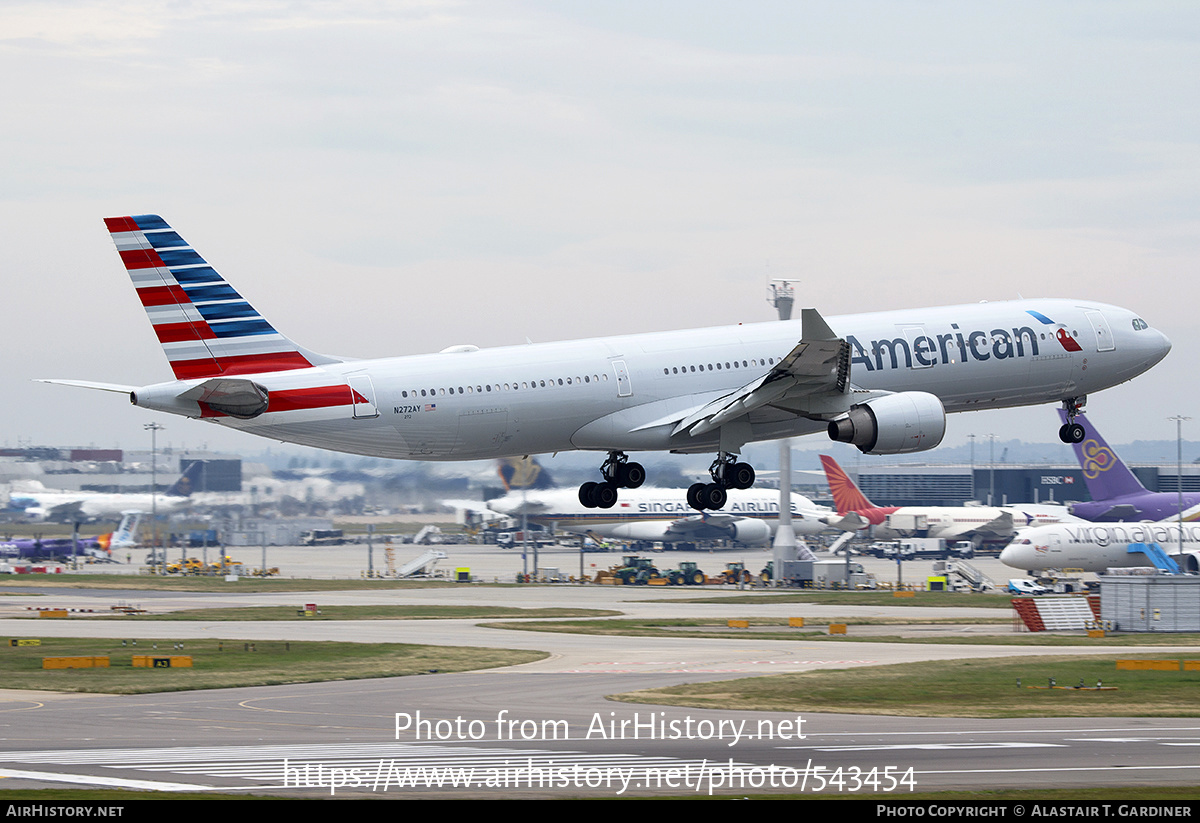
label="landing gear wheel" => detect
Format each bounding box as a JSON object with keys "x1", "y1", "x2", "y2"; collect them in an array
[
  {"x1": 1059, "y1": 423, "x2": 1085, "y2": 444},
  {"x1": 729, "y1": 462, "x2": 755, "y2": 490},
  {"x1": 702, "y1": 483, "x2": 728, "y2": 510},
  {"x1": 687, "y1": 483, "x2": 708, "y2": 510},
  {"x1": 579, "y1": 481, "x2": 599, "y2": 508},
  {"x1": 618, "y1": 462, "x2": 646, "y2": 489},
  {"x1": 594, "y1": 482, "x2": 619, "y2": 509}
]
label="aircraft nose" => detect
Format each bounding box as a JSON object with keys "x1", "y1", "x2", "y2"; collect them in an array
[
  {"x1": 999, "y1": 543, "x2": 1026, "y2": 570},
  {"x1": 1155, "y1": 328, "x2": 1172, "y2": 361}
]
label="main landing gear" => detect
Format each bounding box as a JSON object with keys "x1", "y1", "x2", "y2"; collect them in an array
[
  {"x1": 578, "y1": 451, "x2": 646, "y2": 509},
  {"x1": 1058, "y1": 397, "x2": 1086, "y2": 444},
  {"x1": 686, "y1": 452, "x2": 756, "y2": 511}
]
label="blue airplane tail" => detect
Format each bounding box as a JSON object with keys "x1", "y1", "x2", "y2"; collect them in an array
[
  {"x1": 1058, "y1": 410, "x2": 1147, "y2": 501},
  {"x1": 165, "y1": 460, "x2": 205, "y2": 497}
]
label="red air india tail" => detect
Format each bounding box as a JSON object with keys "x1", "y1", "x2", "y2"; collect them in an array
[{"x1": 819, "y1": 454, "x2": 877, "y2": 514}]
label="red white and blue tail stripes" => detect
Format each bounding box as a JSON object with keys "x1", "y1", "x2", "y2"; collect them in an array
[{"x1": 104, "y1": 214, "x2": 314, "y2": 380}]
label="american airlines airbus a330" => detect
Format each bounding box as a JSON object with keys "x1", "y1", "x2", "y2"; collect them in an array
[{"x1": 41, "y1": 215, "x2": 1171, "y2": 512}]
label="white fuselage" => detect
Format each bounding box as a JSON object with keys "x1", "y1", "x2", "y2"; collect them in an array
[
  {"x1": 487, "y1": 488, "x2": 830, "y2": 545},
  {"x1": 136, "y1": 298, "x2": 1170, "y2": 461},
  {"x1": 862, "y1": 504, "x2": 1081, "y2": 543},
  {"x1": 1000, "y1": 521, "x2": 1200, "y2": 572}
]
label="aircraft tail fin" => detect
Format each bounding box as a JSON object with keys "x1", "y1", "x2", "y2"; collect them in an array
[
  {"x1": 110, "y1": 511, "x2": 142, "y2": 549},
  {"x1": 165, "y1": 460, "x2": 205, "y2": 497},
  {"x1": 1058, "y1": 410, "x2": 1147, "y2": 501},
  {"x1": 819, "y1": 454, "x2": 876, "y2": 514},
  {"x1": 104, "y1": 215, "x2": 339, "y2": 380}
]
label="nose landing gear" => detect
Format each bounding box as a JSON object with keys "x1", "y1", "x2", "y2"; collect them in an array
[{"x1": 1059, "y1": 397, "x2": 1086, "y2": 444}]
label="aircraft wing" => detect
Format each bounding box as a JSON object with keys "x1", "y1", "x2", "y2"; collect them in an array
[
  {"x1": 823, "y1": 512, "x2": 870, "y2": 532},
  {"x1": 664, "y1": 513, "x2": 745, "y2": 536},
  {"x1": 45, "y1": 500, "x2": 86, "y2": 520},
  {"x1": 936, "y1": 511, "x2": 1014, "y2": 540},
  {"x1": 671, "y1": 309, "x2": 852, "y2": 440},
  {"x1": 1080, "y1": 503, "x2": 1139, "y2": 521}
]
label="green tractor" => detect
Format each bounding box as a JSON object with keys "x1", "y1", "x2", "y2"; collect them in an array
[
  {"x1": 614, "y1": 555, "x2": 661, "y2": 585},
  {"x1": 666, "y1": 561, "x2": 706, "y2": 586}
]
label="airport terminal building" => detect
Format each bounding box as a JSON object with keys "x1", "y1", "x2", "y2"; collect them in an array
[{"x1": 825, "y1": 463, "x2": 1200, "y2": 508}]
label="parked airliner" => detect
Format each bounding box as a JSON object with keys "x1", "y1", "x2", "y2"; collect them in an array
[
  {"x1": 819, "y1": 454, "x2": 1080, "y2": 544},
  {"x1": 1001, "y1": 520, "x2": 1200, "y2": 574},
  {"x1": 5, "y1": 463, "x2": 200, "y2": 521},
  {"x1": 486, "y1": 487, "x2": 831, "y2": 547},
  {"x1": 1058, "y1": 410, "x2": 1200, "y2": 522},
  {"x1": 40, "y1": 215, "x2": 1171, "y2": 512}
]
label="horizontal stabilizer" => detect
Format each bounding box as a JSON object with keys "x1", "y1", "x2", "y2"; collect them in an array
[{"x1": 34, "y1": 379, "x2": 136, "y2": 395}]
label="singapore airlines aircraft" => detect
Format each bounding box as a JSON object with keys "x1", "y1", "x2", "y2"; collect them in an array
[
  {"x1": 40, "y1": 215, "x2": 1171, "y2": 512},
  {"x1": 485, "y1": 487, "x2": 832, "y2": 547}
]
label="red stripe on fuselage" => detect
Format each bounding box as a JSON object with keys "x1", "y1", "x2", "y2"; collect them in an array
[
  {"x1": 850, "y1": 506, "x2": 898, "y2": 526},
  {"x1": 169, "y1": 351, "x2": 314, "y2": 380},
  {"x1": 199, "y1": 385, "x2": 353, "y2": 418}
]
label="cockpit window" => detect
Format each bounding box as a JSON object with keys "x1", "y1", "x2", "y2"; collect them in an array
[{"x1": 1132, "y1": 318, "x2": 1149, "y2": 330}]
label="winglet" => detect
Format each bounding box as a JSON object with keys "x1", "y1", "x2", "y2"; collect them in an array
[{"x1": 801, "y1": 308, "x2": 838, "y2": 341}]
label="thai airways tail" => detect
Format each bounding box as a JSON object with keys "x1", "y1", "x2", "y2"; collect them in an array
[
  {"x1": 1057, "y1": 410, "x2": 1147, "y2": 501},
  {"x1": 819, "y1": 454, "x2": 877, "y2": 514},
  {"x1": 103, "y1": 214, "x2": 339, "y2": 380}
]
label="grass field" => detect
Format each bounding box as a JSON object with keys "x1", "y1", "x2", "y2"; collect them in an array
[
  {"x1": 106, "y1": 604, "x2": 621, "y2": 620},
  {"x1": 2, "y1": 636, "x2": 547, "y2": 693},
  {"x1": 0, "y1": 574, "x2": 464, "y2": 592},
  {"x1": 613, "y1": 653, "x2": 1200, "y2": 717}
]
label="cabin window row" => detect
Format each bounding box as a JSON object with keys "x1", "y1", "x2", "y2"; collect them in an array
[
  {"x1": 400, "y1": 373, "x2": 610, "y2": 398},
  {"x1": 662, "y1": 357, "x2": 775, "y2": 376}
]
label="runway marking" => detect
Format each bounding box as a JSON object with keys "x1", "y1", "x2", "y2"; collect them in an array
[
  {"x1": 0, "y1": 767, "x2": 211, "y2": 792},
  {"x1": 1, "y1": 742, "x2": 745, "y2": 789},
  {"x1": 1072, "y1": 737, "x2": 1200, "y2": 745},
  {"x1": 792, "y1": 742, "x2": 1065, "y2": 752},
  {"x1": 561, "y1": 659, "x2": 880, "y2": 673}
]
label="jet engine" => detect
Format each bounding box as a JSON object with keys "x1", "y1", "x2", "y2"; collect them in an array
[
  {"x1": 722, "y1": 519, "x2": 773, "y2": 545},
  {"x1": 827, "y1": 391, "x2": 946, "y2": 454}
]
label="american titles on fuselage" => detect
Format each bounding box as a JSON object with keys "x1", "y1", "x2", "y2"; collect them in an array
[{"x1": 846, "y1": 313, "x2": 1088, "y2": 372}]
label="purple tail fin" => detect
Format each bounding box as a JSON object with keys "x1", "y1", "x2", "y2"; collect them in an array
[{"x1": 1058, "y1": 410, "x2": 1146, "y2": 500}]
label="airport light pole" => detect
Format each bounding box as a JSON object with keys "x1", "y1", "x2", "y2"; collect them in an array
[
  {"x1": 985, "y1": 433, "x2": 997, "y2": 506},
  {"x1": 768, "y1": 280, "x2": 797, "y2": 586},
  {"x1": 968, "y1": 434, "x2": 976, "y2": 501},
  {"x1": 144, "y1": 422, "x2": 165, "y2": 572},
  {"x1": 1169, "y1": 415, "x2": 1190, "y2": 555}
]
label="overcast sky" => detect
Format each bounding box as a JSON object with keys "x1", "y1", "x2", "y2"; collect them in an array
[{"x1": 3, "y1": 1, "x2": 1197, "y2": 465}]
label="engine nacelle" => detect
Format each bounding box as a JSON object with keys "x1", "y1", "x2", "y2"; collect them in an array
[
  {"x1": 1180, "y1": 552, "x2": 1200, "y2": 575},
  {"x1": 827, "y1": 391, "x2": 946, "y2": 454},
  {"x1": 726, "y1": 519, "x2": 773, "y2": 546}
]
